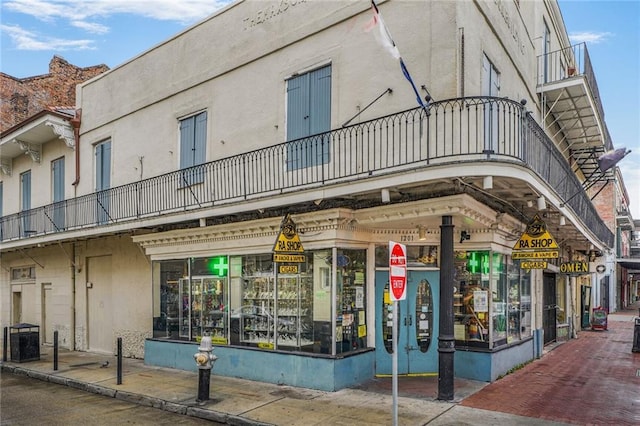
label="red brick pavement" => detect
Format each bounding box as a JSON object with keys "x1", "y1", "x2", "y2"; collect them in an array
[{"x1": 461, "y1": 309, "x2": 640, "y2": 425}]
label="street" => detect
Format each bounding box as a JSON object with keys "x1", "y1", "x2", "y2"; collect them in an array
[{"x1": 0, "y1": 373, "x2": 221, "y2": 425}]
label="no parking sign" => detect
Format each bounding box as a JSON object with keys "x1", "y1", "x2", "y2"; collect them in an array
[{"x1": 389, "y1": 241, "x2": 407, "y2": 301}]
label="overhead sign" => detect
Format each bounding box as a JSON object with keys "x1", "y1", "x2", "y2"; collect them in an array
[
  {"x1": 273, "y1": 214, "x2": 305, "y2": 263},
  {"x1": 560, "y1": 261, "x2": 589, "y2": 275},
  {"x1": 389, "y1": 241, "x2": 407, "y2": 301},
  {"x1": 513, "y1": 214, "x2": 559, "y2": 262}
]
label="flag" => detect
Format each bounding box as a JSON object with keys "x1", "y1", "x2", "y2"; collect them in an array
[
  {"x1": 366, "y1": 0, "x2": 426, "y2": 108},
  {"x1": 597, "y1": 148, "x2": 631, "y2": 172}
]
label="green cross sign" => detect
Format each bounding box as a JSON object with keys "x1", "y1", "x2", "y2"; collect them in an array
[{"x1": 211, "y1": 256, "x2": 228, "y2": 277}]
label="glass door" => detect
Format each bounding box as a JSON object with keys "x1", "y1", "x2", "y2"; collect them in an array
[{"x1": 375, "y1": 270, "x2": 439, "y2": 375}]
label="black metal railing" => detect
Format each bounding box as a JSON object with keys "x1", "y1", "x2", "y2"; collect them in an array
[
  {"x1": 537, "y1": 42, "x2": 613, "y2": 151},
  {"x1": 0, "y1": 96, "x2": 614, "y2": 247}
]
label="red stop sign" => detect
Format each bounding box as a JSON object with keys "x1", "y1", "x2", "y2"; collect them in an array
[{"x1": 389, "y1": 241, "x2": 407, "y2": 301}]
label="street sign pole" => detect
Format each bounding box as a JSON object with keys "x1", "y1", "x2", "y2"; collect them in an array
[
  {"x1": 392, "y1": 299, "x2": 398, "y2": 426},
  {"x1": 388, "y1": 241, "x2": 406, "y2": 426}
]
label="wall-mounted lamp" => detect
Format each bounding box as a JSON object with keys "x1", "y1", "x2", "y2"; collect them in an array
[
  {"x1": 559, "y1": 216, "x2": 566, "y2": 226},
  {"x1": 526, "y1": 200, "x2": 533, "y2": 208},
  {"x1": 418, "y1": 226, "x2": 427, "y2": 241},
  {"x1": 537, "y1": 195, "x2": 546, "y2": 211},
  {"x1": 483, "y1": 176, "x2": 493, "y2": 190},
  {"x1": 381, "y1": 188, "x2": 391, "y2": 203},
  {"x1": 460, "y1": 230, "x2": 470, "y2": 243},
  {"x1": 199, "y1": 218, "x2": 207, "y2": 227}
]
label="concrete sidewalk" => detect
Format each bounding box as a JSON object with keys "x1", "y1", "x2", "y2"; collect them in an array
[{"x1": 4, "y1": 304, "x2": 638, "y2": 426}]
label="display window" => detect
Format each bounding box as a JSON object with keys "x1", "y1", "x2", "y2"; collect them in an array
[
  {"x1": 152, "y1": 248, "x2": 369, "y2": 356},
  {"x1": 454, "y1": 251, "x2": 531, "y2": 348}
]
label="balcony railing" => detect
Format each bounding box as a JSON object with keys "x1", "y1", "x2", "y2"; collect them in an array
[
  {"x1": 0, "y1": 97, "x2": 614, "y2": 247},
  {"x1": 537, "y1": 42, "x2": 613, "y2": 151}
]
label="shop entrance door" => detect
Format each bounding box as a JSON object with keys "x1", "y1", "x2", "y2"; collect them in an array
[
  {"x1": 542, "y1": 273, "x2": 557, "y2": 344},
  {"x1": 375, "y1": 270, "x2": 439, "y2": 375},
  {"x1": 581, "y1": 286, "x2": 592, "y2": 329}
]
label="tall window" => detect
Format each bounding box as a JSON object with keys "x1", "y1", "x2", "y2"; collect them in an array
[
  {"x1": 20, "y1": 170, "x2": 31, "y2": 236},
  {"x1": 482, "y1": 54, "x2": 500, "y2": 153},
  {"x1": 179, "y1": 111, "x2": 207, "y2": 185},
  {"x1": 51, "y1": 157, "x2": 65, "y2": 231},
  {"x1": 286, "y1": 65, "x2": 331, "y2": 170},
  {"x1": 542, "y1": 20, "x2": 551, "y2": 83},
  {"x1": 95, "y1": 140, "x2": 111, "y2": 224}
]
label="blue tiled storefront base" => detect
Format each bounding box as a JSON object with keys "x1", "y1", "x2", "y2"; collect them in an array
[
  {"x1": 144, "y1": 339, "x2": 375, "y2": 391},
  {"x1": 454, "y1": 338, "x2": 534, "y2": 382}
]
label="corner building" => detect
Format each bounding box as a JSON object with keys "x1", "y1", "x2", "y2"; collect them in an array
[{"x1": 0, "y1": 0, "x2": 621, "y2": 390}]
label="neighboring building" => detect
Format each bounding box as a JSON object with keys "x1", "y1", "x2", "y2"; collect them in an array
[
  {"x1": 0, "y1": 1, "x2": 629, "y2": 390},
  {"x1": 0, "y1": 55, "x2": 108, "y2": 131}
]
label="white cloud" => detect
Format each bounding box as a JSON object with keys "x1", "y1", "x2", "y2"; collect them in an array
[
  {"x1": 3, "y1": 0, "x2": 231, "y2": 26},
  {"x1": 1, "y1": 24, "x2": 94, "y2": 50},
  {"x1": 568, "y1": 31, "x2": 612, "y2": 44},
  {"x1": 71, "y1": 20, "x2": 109, "y2": 35}
]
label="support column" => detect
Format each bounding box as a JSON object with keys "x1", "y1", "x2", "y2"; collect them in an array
[{"x1": 438, "y1": 215, "x2": 455, "y2": 401}]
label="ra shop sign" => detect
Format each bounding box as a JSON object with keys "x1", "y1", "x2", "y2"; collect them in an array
[
  {"x1": 273, "y1": 214, "x2": 305, "y2": 264},
  {"x1": 560, "y1": 261, "x2": 589, "y2": 276},
  {"x1": 512, "y1": 214, "x2": 559, "y2": 262}
]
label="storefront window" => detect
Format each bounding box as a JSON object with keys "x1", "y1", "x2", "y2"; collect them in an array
[
  {"x1": 454, "y1": 251, "x2": 491, "y2": 346},
  {"x1": 152, "y1": 257, "x2": 230, "y2": 343},
  {"x1": 336, "y1": 248, "x2": 367, "y2": 354},
  {"x1": 454, "y1": 251, "x2": 531, "y2": 348},
  {"x1": 152, "y1": 249, "x2": 369, "y2": 355},
  {"x1": 556, "y1": 277, "x2": 567, "y2": 324}
]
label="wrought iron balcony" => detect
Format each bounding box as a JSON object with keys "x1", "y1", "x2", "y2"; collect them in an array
[
  {"x1": 0, "y1": 97, "x2": 614, "y2": 248},
  {"x1": 537, "y1": 42, "x2": 614, "y2": 182}
]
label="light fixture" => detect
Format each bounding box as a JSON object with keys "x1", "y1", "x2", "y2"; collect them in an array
[
  {"x1": 559, "y1": 216, "x2": 566, "y2": 226},
  {"x1": 483, "y1": 176, "x2": 493, "y2": 190},
  {"x1": 381, "y1": 188, "x2": 391, "y2": 203},
  {"x1": 537, "y1": 195, "x2": 546, "y2": 211},
  {"x1": 314, "y1": 199, "x2": 323, "y2": 206},
  {"x1": 460, "y1": 230, "x2": 470, "y2": 243},
  {"x1": 199, "y1": 218, "x2": 207, "y2": 227},
  {"x1": 418, "y1": 226, "x2": 426, "y2": 241},
  {"x1": 526, "y1": 200, "x2": 533, "y2": 208}
]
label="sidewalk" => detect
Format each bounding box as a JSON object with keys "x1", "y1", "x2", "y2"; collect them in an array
[{"x1": 2, "y1": 305, "x2": 637, "y2": 425}]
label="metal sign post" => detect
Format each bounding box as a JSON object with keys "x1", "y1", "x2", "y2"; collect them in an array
[{"x1": 389, "y1": 241, "x2": 407, "y2": 426}]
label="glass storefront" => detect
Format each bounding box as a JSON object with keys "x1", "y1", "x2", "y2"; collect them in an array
[
  {"x1": 152, "y1": 248, "x2": 368, "y2": 355},
  {"x1": 453, "y1": 250, "x2": 531, "y2": 348}
]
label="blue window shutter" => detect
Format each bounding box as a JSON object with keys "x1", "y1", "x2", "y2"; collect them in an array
[
  {"x1": 52, "y1": 157, "x2": 65, "y2": 203},
  {"x1": 194, "y1": 111, "x2": 207, "y2": 165},
  {"x1": 180, "y1": 117, "x2": 195, "y2": 169},
  {"x1": 21, "y1": 171, "x2": 31, "y2": 211},
  {"x1": 286, "y1": 65, "x2": 331, "y2": 169},
  {"x1": 309, "y1": 66, "x2": 331, "y2": 164},
  {"x1": 96, "y1": 141, "x2": 111, "y2": 191}
]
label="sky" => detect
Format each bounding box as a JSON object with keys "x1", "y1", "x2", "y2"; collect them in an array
[{"x1": 1, "y1": 0, "x2": 639, "y2": 217}]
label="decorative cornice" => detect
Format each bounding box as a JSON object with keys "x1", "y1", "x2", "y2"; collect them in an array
[{"x1": 45, "y1": 120, "x2": 75, "y2": 149}]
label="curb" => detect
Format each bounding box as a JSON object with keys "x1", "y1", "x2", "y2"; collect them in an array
[{"x1": 1, "y1": 363, "x2": 270, "y2": 425}]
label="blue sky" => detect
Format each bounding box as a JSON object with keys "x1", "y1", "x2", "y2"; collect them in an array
[{"x1": 1, "y1": 0, "x2": 639, "y2": 216}]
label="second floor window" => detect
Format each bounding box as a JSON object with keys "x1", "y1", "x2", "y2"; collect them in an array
[
  {"x1": 179, "y1": 111, "x2": 207, "y2": 186},
  {"x1": 286, "y1": 65, "x2": 331, "y2": 170},
  {"x1": 95, "y1": 140, "x2": 111, "y2": 224}
]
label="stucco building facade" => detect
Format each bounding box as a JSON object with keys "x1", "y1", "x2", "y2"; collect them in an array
[{"x1": 1, "y1": 0, "x2": 633, "y2": 390}]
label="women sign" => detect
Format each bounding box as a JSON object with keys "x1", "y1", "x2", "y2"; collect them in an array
[{"x1": 389, "y1": 241, "x2": 407, "y2": 301}]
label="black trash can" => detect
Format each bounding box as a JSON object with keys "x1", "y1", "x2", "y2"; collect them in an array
[
  {"x1": 633, "y1": 318, "x2": 640, "y2": 353},
  {"x1": 10, "y1": 323, "x2": 40, "y2": 362}
]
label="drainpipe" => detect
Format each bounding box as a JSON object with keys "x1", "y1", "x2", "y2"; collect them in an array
[
  {"x1": 70, "y1": 109, "x2": 82, "y2": 187},
  {"x1": 71, "y1": 243, "x2": 77, "y2": 350}
]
